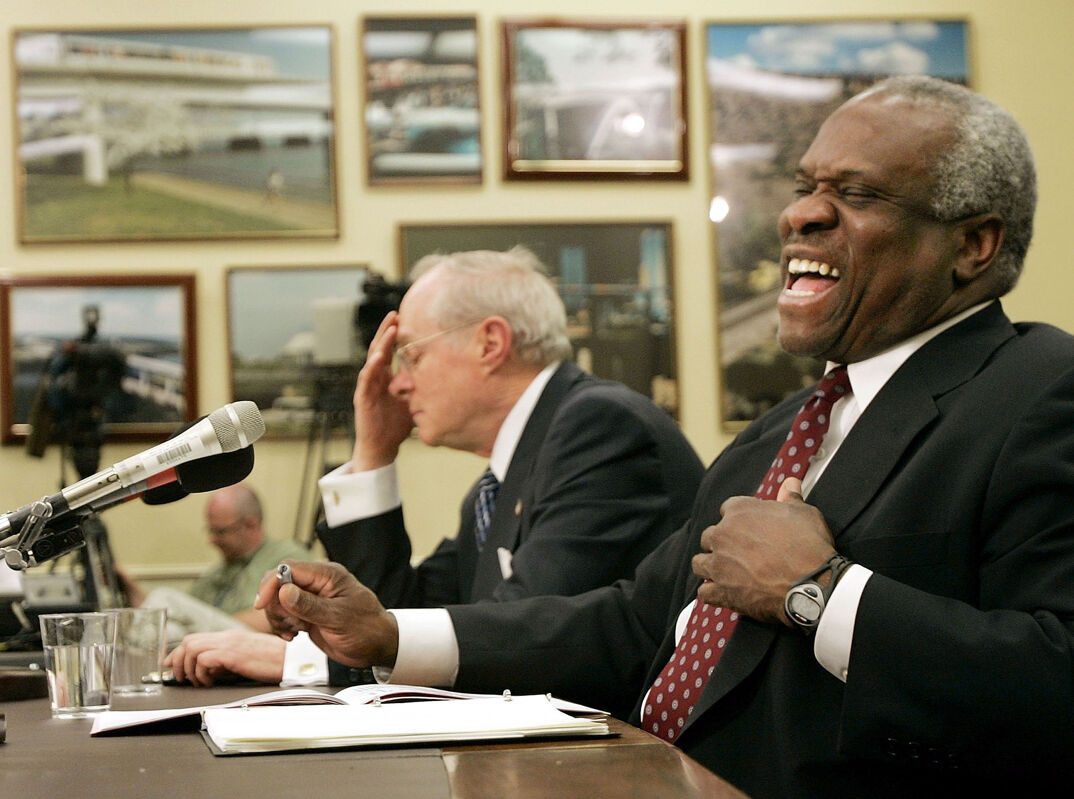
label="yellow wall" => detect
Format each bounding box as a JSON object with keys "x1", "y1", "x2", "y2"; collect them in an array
[{"x1": 2, "y1": 0, "x2": 1073, "y2": 580}]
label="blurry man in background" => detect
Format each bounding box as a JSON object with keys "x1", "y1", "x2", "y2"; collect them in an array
[{"x1": 121, "y1": 482, "x2": 308, "y2": 643}]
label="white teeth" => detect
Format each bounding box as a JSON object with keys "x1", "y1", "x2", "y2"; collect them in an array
[{"x1": 787, "y1": 258, "x2": 840, "y2": 279}]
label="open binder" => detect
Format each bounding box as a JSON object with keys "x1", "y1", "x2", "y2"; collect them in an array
[
  {"x1": 90, "y1": 683, "x2": 610, "y2": 756},
  {"x1": 201, "y1": 693, "x2": 610, "y2": 755}
]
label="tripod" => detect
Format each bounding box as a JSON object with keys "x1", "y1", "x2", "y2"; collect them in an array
[{"x1": 292, "y1": 366, "x2": 355, "y2": 547}]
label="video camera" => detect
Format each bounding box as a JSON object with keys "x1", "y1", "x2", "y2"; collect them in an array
[{"x1": 355, "y1": 272, "x2": 410, "y2": 348}]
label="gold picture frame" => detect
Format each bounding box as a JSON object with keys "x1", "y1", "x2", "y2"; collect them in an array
[
  {"x1": 502, "y1": 18, "x2": 688, "y2": 181},
  {"x1": 12, "y1": 25, "x2": 339, "y2": 243}
]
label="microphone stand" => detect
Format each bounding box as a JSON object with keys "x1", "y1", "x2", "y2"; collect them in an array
[{"x1": 1, "y1": 501, "x2": 89, "y2": 571}]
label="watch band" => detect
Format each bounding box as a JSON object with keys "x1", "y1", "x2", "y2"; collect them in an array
[{"x1": 784, "y1": 553, "x2": 854, "y2": 633}]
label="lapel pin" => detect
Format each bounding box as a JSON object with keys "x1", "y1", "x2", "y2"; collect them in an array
[{"x1": 515, "y1": 499, "x2": 522, "y2": 515}]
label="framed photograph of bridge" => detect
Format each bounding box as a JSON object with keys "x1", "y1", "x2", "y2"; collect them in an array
[
  {"x1": 501, "y1": 19, "x2": 688, "y2": 180},
  {"x1": 0, "y1": 274, "x2": 197, "y2": 445},
  {"x1": 12, "y1": 25, "x2": 339, "y2": 243},
  {"x1": 399, "y1": 220, "x2": 679, "y2": 417},
  {"x1": 705, "y1": 18, "x2": 970, "y2": 428},
  {"x1": 362, "y1": 16, "x2": 482, "y2": 184}
]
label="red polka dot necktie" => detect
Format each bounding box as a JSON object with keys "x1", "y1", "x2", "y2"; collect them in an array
[{"x1": 641, "y1": 366, "x2": 851, "y2": 742}]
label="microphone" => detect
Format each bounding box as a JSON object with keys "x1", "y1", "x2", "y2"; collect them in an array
[
  {"x1": 100, "y1": 442, "x2": 257, "y2": 510},
  {"x1": 0, "y1": 401, "x2": 264, "y2": 539},
  {"x1": 140, "y1": 420, "x2": 258, "y2": 505},
  {"x1": 0, "y1": 444, "x2": 256, "y2": 561}
]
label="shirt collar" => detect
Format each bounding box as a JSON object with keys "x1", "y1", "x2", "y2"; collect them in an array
[
  {"x1": 833, "y1": 301, "x2": 993, "y2": 414},
  {"x1": 487, "y1": 362, "x2": 560, "y2": 481}
]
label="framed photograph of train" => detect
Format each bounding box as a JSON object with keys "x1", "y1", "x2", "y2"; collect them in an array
[
  {"x1": 362, "y1": 16, "x2": 482, "y2": 184},
  {"x1": 12, "y1": 25, "x2": 339, "y2": 243},
  {"x1": 0, "y1": 274, "x2": 197, "y2": 445},
  {"x1": 705, "y1": 18, "x2": 970, "y2": 427},
  {"x1": 501, "y1": 19, "x2": 688, "y2": 180},
  {"x1": 399, "y1": 220, "x2": 679, "y2": 417}
]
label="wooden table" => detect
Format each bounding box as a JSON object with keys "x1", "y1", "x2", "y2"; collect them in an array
[{"x1": 0, "y1": 684, "x2": 747, "y2": 798}]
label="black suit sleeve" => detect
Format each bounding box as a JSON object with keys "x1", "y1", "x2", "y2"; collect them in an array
[
  {"x1": 839, "y1": 362, "x2": 1074, "y2": 777},
  {"x1": 447, "y1": 521, "x2": 702, "y2": 718},
  {"x1": 317, "y1": 507, "x2": 465, "y2": 609}
]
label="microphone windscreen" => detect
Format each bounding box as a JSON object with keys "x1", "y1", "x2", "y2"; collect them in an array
[
  {"x1": 174, "y1": 444, "x2": 254, "y2": 493},
  {"x1": 141, "y1": 482, "x2": 189, "y2": 505},
  {"x1": 208, "y1": 401, "x2": 265, "y2": 451},
  {"x1": 138, "y1": 415, "x2": 255, "y2": 504}
]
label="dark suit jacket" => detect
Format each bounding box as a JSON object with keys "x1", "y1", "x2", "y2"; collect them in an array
[
  {"x1": 445, "y1": 303, "x2": 1074, "y2": 798},
  {"x1": 319, "y1": 360, "x2": 703, "y2": 607}
]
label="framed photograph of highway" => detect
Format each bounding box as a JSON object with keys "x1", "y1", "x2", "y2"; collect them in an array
[
  {"x1": 501, "y1": 19, "x2": 688, "y2": 180},
  {"x1": 0, "y1": 274, "x2": 197, "y2": 445},
  {"x1": 706, "y1": 18, "x2": 969, "y2": 428},
  {"x1": 399, "y1": 220, "x2": 679, "y2": 417},
  {"x1": 12, "y1": 26, "x2": 339, "y2": 243},
  {"x1": 226, "y1": 264, "x2": 373, "y2": 437},
  {"x1": 362, "y1": 16, "x2": 482, "y2": 184}
]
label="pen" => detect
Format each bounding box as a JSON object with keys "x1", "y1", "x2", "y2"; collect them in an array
[{"x1": 276, "y1": 563, "x2": 293, "y2": 584}]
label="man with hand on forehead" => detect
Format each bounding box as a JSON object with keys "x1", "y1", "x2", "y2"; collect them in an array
[
  {"x1": 168, "y1": 246, "x2": 702, "y2": 686},
  {"x1": 252, "y1": 76, "x2": 1074, "y2": 798}
]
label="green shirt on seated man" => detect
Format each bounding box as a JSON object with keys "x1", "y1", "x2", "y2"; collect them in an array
[{"x1": 121, "y1": 483, "x2": 308, "y2": 642}]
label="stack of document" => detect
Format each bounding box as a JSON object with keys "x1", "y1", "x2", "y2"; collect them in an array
[
  {"x1": 201, "y1": 694, "x2": 609, "y2": 754},
  {"x1": 90, "y1": 683, "x2": 610, "y2": 756}
]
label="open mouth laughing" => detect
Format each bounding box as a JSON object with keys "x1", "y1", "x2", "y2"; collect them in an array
[{"x1": 785, "y1": 258, "x2": 842, "y2": 297}]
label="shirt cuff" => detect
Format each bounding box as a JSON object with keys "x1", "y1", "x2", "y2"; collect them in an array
[
  {"x1": 318, "y1": 462, "x2": 401, "y2": 528},
  {"x1": 280, "y1": 631, "x2": 328, "y2": 686},
  {"x1": 372, "y1": 608, "x2": 459, "y2": 687},
  {"x1": 813, "y1": 564, "x2": 872, "y2": 682}
]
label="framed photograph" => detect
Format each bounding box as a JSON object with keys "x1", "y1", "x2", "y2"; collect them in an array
[
  {"x1": 400, "y1": 221, "x2": 679, "y2": 416},
  {"x1": 13, "y1": 25, "x2": 339, "y2": 243},
  {"x1": 0, "y1": 275, "x2": 197, "y2": 444},
  {"x1": 706, "y1": 19, "x2": 970, "y2": 427},
  {"x1": 502, "y1": 19, "x2": 688, "y2": 180},
  {"x1": 226, "y1": 264, "x2": 374, "y2": 436},
  {"x1": 362, "y1": 16, "x2": 482, "y2": 184}
]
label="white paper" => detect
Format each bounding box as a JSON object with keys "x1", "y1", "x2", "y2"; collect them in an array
[
  {"x1": 201, "y1": 695, "x2": 609, "y2": 753},
  {"x1": 90, "y1": 683, "x2": 606, "y2": 737}
]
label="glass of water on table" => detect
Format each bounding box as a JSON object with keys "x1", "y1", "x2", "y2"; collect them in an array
[{"x1": 39, "y1": 612, "x2": 117, "y2": 718}]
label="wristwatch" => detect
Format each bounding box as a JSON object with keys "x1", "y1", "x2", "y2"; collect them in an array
[{"x1": 784, "y1": 554, "x2": 853, "y2": 633}]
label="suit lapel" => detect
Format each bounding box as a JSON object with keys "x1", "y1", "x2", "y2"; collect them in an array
[
  {"x1": 469, "y1": 362, "x2": 585, "y2": 598},
  {"x1": 809, "y1": 302, "x2": 1016, "y2": 536}
]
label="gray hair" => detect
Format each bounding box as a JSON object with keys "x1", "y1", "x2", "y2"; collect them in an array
[
  {"x1": 859, "y1": 75, "x2": 1036, "y2": 294},
  {"x1": 408, "y1": 247, "x2": 572, "y2": 367}
]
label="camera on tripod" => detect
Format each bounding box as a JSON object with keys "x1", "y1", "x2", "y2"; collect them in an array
[
  {"x1": 293, "y1": 271, "x2": 409, "y2": 544},
  {"x1": 355, "y1": 272, "x2": 410, "y2": 349}
]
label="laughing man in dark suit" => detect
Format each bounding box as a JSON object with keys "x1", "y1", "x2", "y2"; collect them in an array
[{"x1": 254, "y1": 76, "x2": 1074, "y2": 797}]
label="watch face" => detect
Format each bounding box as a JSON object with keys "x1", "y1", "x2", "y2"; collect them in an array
[{"x1": 787, "y1": 584, "x2": 823, "y2": 625}]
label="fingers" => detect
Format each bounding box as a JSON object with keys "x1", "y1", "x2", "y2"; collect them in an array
[
  {"x1": 358, "y1": 311, "x2": 399, "y2": 385},
  {"x1": 166, "y1": 635, "x2": 217, "y2": 687},
  {"x1": 255, "y1": 560, "x2": 352, "y2": 630},
  {"x1": 367, "y1": 310, "x2": 398, "y2": 359},
  {"x1": 777, "y1": 477, "x2": 804, "y2": 503}
]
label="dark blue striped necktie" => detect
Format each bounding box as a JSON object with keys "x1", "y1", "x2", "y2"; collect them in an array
[{"x1": 474, "y1": 468, "x2": 500, "y2": 551}]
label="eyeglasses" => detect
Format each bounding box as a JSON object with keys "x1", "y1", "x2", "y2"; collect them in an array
[{"x1": 392, "y1": 319, "x2": 482, "y2": 375}]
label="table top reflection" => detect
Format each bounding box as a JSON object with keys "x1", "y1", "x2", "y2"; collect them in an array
[{"x1": 0, "y1": 683, "x2": 748, "y2": 799}]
